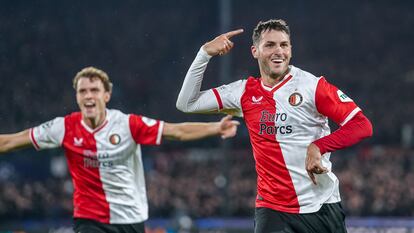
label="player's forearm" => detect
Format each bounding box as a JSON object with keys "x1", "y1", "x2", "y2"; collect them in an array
[
  {"x1": 0, "y1": 130, "x2": 32, "y2": 153},
  {"x1": 313, "y1": 112, "x2": 373, "y2": 154},
  {"x1": 176, "y1": 48, "x2": 214, "y2": 113},
  {"x1": 168, "y1": 122, "x2": 220, "y2": 141}
]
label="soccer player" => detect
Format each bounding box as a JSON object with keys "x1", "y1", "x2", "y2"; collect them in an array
[
  {"x1": 0, "y1": 66, "x2": 239, "y2": 233},
  {"x1": 176, "y1": 19, "x2": 373, "y2": 233}
]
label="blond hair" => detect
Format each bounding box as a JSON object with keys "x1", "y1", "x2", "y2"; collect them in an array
[{"x1": 73, "y1": 66, "x2": 113, "y2": 92}]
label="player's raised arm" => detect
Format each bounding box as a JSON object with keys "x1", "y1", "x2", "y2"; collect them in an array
[
  {"x1": 0, "y1": 129, "x2": 32, "y2": 153},
  {"x1": 176, "y1": 29, "x2": 244, "y2": 113},
  {"x1": 162, "y1": 115, "x2": 239, "y2": 141}
]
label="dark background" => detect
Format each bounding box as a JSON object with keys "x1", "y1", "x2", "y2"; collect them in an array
[{"x1": 0, "y1": 0, "x2": 413, "y2": 229}]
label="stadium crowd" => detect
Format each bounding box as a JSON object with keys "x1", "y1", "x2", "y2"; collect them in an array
[{"x1": 0, "y1": 0, "x2": 414, "y2": 224}]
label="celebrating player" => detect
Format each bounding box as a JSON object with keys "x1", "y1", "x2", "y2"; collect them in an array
[
  {"x1": 176, "y1": 19, "x2": 373, "y2": 233},
  {"x1": 0, "y1": 66, "x2": 239, "y2": 233}
]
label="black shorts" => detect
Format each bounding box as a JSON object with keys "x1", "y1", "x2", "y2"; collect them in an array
[
  {"x1": 73, "y1": 218, "x2": 145, "y2": 233},
  {"x1": 254, "y1": 203, "x2": 347, "y2": 233}
]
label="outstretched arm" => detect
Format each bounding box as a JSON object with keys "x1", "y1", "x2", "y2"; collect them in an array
[
  {"x1": 0, "y1": 129, "x2": 33, "y2": 153},
  {"x1": 162, "y1": 115, "x2": 239, "y2": 141},
  {"x1": 176, "y1": 29, "x2": 244, "y2": 113}
]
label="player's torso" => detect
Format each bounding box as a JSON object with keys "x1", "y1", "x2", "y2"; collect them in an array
[
  {"x1": 240, "y1": 67, "x2": 335, "y2": 213},
  {"x1": 62, "y1": 110, "x2": 147, "y2": 224},
  {"x1": 241, "y1": 71, "x2": 328, "y2": 153},
  {"x1": 63, "y1": 112, "x2": 136, "y2": 169}
]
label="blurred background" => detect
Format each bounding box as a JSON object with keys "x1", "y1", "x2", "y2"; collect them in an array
[{"x1": 0, "y1": 0, "x2": 414, "y2": 232}]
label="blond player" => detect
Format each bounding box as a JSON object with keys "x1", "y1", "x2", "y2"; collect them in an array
[{"x1": 0, "y1": 66, "x2": 239, "y2": 233}]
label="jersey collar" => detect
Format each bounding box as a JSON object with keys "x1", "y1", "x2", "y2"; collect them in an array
[
  {"x1": 80, "y1": 109, "x2": 109, "y2": 134},
  {"x1": 260, "y1": 70, "x2": 293, "y2": 93}
]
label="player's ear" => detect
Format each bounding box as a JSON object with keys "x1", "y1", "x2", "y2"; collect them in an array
[
  {"x1": 251, "y1": 45, "x2": 258, "y2": 59},
  {"x1": 104, "y1": 92, "x2": 111, "y2": 103}
]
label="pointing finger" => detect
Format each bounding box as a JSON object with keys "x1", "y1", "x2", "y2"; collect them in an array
[
  {"x1": 231, "y1": 120, "x2": 240, "y2": 126},
  {"x1": 224, "y1": 29, "x2": 244, "y2": 38}
]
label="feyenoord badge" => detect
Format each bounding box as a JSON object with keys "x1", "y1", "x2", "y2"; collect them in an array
[
  {"x1": 288, "y1": 92, "x2": 303, "y2": 106},
  {"x1": 109, "y1": 134, "x2": 121, "y2": 145}
]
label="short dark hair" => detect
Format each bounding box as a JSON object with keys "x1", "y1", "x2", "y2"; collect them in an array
[{"x1": 252, "y1": 19, "x2": 290, "y2": 45}]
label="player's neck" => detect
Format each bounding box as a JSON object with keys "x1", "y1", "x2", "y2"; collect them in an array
[
  {"x1": 261, "y1": 68, "x2": 290, "y2": 88},
  {"x1": 83, "y1": 113, "x2": 106, "y2": 129}
]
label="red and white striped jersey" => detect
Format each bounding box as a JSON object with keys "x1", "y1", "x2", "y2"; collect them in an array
[
  {"x1": 29, "y1": 109, "x2": 164, "y2": 224},
  {"x1": 211, "y1": 66, "x2": 360, "y2": 213}
]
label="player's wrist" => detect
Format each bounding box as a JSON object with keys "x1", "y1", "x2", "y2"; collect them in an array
[
  {"x1": 311, "y1": 141, "x2": 326, "y2": 155},
  {"x1": 200, "y1": 45, "x2": 214, "y2": 58}
]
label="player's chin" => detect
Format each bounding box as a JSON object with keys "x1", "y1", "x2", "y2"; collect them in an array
[
  {"x1": 82, "y1": 109, "x2": 96, "y2": 118},
  {"x1": 272, "y1": 65, "x2": 288, "y2": 75}
]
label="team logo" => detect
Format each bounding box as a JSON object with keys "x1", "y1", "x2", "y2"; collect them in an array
[
  {"x1": 252, "y1": 96, "x2": 263, "y2": 104},
  {"x1": 337, "y1": 90, "x2": 353, "y2": 102},
  {"x1": 288, "y1": 92, "x2": 303, "y2": 106},
  {"x1": 142, "y1": 116, "x2": 157, "y2": 127},
  {"x1": 109, "y1": 134, "x2": 121, "y2": 145},
  {"x1": 74, "y1": 137, "x2": 83, "y2": 147}
]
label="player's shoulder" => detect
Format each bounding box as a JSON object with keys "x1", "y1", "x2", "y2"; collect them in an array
[
  {"x1": 107, "y1": 108, "x2": 130, "y2": 122},
  {"x1": 64, "y1": 112, "x2": 82, "y2": 123},
  {"x1": 291, "y1": 65, "x2": 322, "y2": 83},
  {"x1": 246, "y1": 76, "x2": 260, "y2": 82},
  {"x1": 245, "y1": 76, "x2": 261, "y2": 87}
]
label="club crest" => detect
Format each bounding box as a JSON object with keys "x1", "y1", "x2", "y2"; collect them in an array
[
  {"x1": 109, "y1": 134, "x2": 121, "y2": 145},
  {"x1": 288, "y1": 92, "x2": 303, "y2": 106}
]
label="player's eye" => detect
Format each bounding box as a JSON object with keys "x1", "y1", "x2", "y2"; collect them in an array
[{"x1": 281, "y1": 43, "x2": 289, "y2": 48}]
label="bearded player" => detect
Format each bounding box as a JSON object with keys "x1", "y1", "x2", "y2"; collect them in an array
[{"x1": 176, "y1": 19, "x2": 372, "y2": 233}]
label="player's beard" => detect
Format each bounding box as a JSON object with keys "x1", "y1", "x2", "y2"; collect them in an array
[{"x1": 259, "y1": 58, "x2": 289, "y2": 81}]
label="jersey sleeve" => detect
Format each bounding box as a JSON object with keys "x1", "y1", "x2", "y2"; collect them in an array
[
  {"x1": 315, "y1": 77, "x2": 361, "y2": 126},
  {"x1": 212, "y1": 79, "x2": 247, "y2": 117},
  {"x1": 313, "y1": 111, "x2": 373, "y2": 154},
  {"x1": 129, "y1": 114, "x2": 164, "y2": 145},
  {"x1": 30, "y1": 117, "x2": 65, "y2": 150},
  {"x1": 176, "y1": 47, "x2": 245, "y2": 116}
]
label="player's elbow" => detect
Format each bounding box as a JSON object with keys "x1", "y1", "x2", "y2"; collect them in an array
[
  {"x1": 176, "y1": 100, "x2": 193, "y2": 113},
  {"x1": 364, "y1": 119, "x2": 374, "y2": 139},
  {"x1": 357, "y1": 116, "x2": 373, "y2": 141},
  {"x1": 175, "y1": 101, "x2": 187, "y2": 113}
]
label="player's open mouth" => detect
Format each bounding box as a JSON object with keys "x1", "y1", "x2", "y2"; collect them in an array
[
  {"x1": 271, "y1": 58, "x2": 283, "y2": 64},
  {"x1": 84, "y1": 103, "x2": 96, "y2": 109}
]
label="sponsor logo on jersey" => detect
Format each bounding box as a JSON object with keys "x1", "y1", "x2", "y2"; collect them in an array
[
  {"x1": 259, "y1": 110, "x2": 293, "y2": 135},
  {"x1": 109, "y1": 134, "x2": 121, "y2": 145},
  {"x1": 337, "y1": 90, "x2": 353, "y2": 102},
  {"x1": 288, "y1": 92, "x2": 303, "y2": 106},
  {"x1": 74, "y1": 137, "x2": 83, "y2": 147},
  {"x1": 252, "y1": 96, "x2": 263, "y2": 104},
  {"x1": 84, "y1": 157, "x2": 113, "y2": 168},
  {"x1": 142, "y1": 117, "x2": 157, "y2": 127}
]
